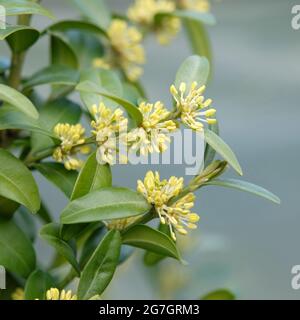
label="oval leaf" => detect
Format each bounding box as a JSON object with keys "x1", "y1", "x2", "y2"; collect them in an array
[
  {"x1": 78, "y1": 229, "x2": 121, "y2": 300},
  {"x1": 24, "y1": 270, "x2": 54, "y2": 300},
  {"x1": 0, "y1": 106, "x2": 53, "y2": 136},
  {"x1": 46, "y1": 20, "x2": 107, "y2": 37},
  {"x1": 0, "y1": 84, "x2": 39, "y2": 119},
  {"x1": 60, "y1": 187, "x2": 151, "y2": 224},
  {"x1": 175, "y1": 55, "x2": 210, "y2": 90},
  {"x1": 71, "y1": 152, "x2": 112, "y2": 200},
  {"x1": 40, "y1": 223, "x2": 80, "y2": 275},
  {"x1": 0, "y1": 0, "x2": 55, "y2": 19},
  {"x1": 204, "y1": 129, "x2": 243, "y2": 176},
  {"x1": 34, "y1": 162, "x2": 78, "y2": 198},
  {"x1": 123, "y1": 225, "x2": 180, "y2": 260},
  {"x1": 0, "y1": 219, "x2": 36, "y2": 277},
  {"x1": 203, "y1": 178, "x2": 280, "y2": 204},
  {"x1": 0, "y1": 149, "x2": 40, "y2": 213},
  {"x1": 0, "y1": 26, "x2": 39, "y2": 53},
  {"x1": 23, "y1": 65, "x2": 79, "y2": 90}
]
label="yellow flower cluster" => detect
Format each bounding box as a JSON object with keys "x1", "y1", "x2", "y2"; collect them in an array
[
  {"x1": 137, "y1": 171, "x2": 200, "y2": 240},
  {"x1": 177, "y1": 0, "x2": 210, "y2": 12},
  {"x1": 91, "y1": 103, "x2": 128, "y2": 165},
  {"x1": 127, "y1": 101, "x2": 177, "y2": 155},
  {"x1": 11, "y1": 288, "x2": 25, "y2": 300},
  {"x1": 170, "y1": 81, "x2": 216, "y2": 131},
  {"x1": 53, "y1": 123, "x2": 90, "y2": 170},
  {"x1": 46, "y1": 288, "x2": 77, "y2": 300},
  {"x1": 107, "y1": 19, "x2": 145, "y2": 82},
  {"x1": 127, "y1": 0, "x2": 181, "y2": 45}
]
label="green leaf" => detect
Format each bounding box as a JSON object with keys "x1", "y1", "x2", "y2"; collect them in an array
[
  {"x1": 46, "y1": 20, "x2": 107, "y2": 37},
  {"x1": 61, "y1": 187, "x2": 151, "y2": 224},
  {"x1": 0, "y1": 106, "x2": 53, "y2": 136},
  {"x1": 34, "y1": 163, "x2": 78, "y2": 198},
  {"x1": 184, "y1": 20, "x2": 212, "y2": 67},
  {"x1": 174, "y1": 55, "x2": 210, "y2": 90},
  {"x1": 0, "y1": 84, "x2": 39, "y2": 119},
  {"x1": 0, "y1": 219, "x2": 36, "y2": 277},
  {"x1": 24, "y1": 270, "x2": 54, "y2": 300},
  {"x1": 0, "y1": 196, "x2": 19, "y2": 219},
  {"x1": 201, "y1": 289, "x2": 235, "y2": 300},
  {"x1": 30, "y1": 98, "x2": 81, "y2": 154},
  {"x1": 61, "y1": 152, "x2": 111, "y2": 242},
  {"x1": 40, "y1": 223, "x2": 80, "y2": 275},
  {"x1": 0, "y1": 25, "x2": 39, "y2": 53},
  {"x1": 123, "y1": 225, "x2": 180, "y2": 260},
  {"x1": 68, "y1": 0, "x2": 111, "y2": 29},
  {"x1": 203, "y1": 178, "x2": 280, "y2": 204},
  {"x1": 23, "y1": 65, "x2": 79, "y2": 90},
  {"x1": 79, "y1": 69, "x2": 123, "y2": 112},
  {"x1": 78, "y1": 229, "x2": 121, "y2": 300},
  {"x1": 76, "y1": 80, "x2": 143, "y2": 126},
  {"x1": 0, "y1": 149, "x2": 40, "y2": 213},
  {"x1": 204, "y1": 122, "x2": 219, "y2": 167},
  {"x1": 204, "y1": 129, "x2": 243, "y2": 176},
  {"x1": 49, "y1": 31, "x2": 78, "y2": 69},
  {"x1": 0, "y1": 0, "x2": 55, "y2": 19},
  {"x1": 71, "y1": 152, "x2": 112, "y2": 200}
]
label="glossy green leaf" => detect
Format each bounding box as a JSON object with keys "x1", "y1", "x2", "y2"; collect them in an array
[
  {"x1": 0, "y1": 0, "x2": 55, "y2": 19},
  {"x1": 35, "y1": 163, "x2": 78, "y2": 198},
  {"x1": 76, "y1": 80, "x2": 143, "y2": 126},
  {"x1": 184, "y1": 20, "x2": 212, "y2": 68},
  {"x1": 0, "y1": 219, "x2": 36, "y2": 277},
  {"x1": 61, "y1": 187, "x2": 151, "y2": 224},
  {"x1": 0, "y1": 196, "x2": 19, "y2": 219},
  {"x1": 46, "y1": 20, "x2": 107, "y2": 37},
  {"x1": 78, "y1": 229, "x2": 121, "y2": 300},
  {"x1": 0, "y1": 149, "x2": 40, "y2": 213},
  {"x1": 23, "y1": 65, "x2": 79, "y2": 90},
  {"x1": 79, "y1": 69, "x2": 123, "y2": 112},
  {"x1": 71, "y1": 152, "x2": 112, "y2": 200},
  {"x1": 204, "y1": 129, "x2": 243, "y2": 176},
  {"x1": 174, "y1": 55, "x2": 210, "y2": 90},
  {"x1": 201, "y1": 289, "x2": 235, "y2": 300},
  {"x1": 68, "y1": 0, "x2": 111, "y2": 29},
  {"x1": 123, "y1": 225, "x2": 180, "y2": 260},
  {"x1": 204, "y1": 122, "x2": 219, "y2": 167},
  {"x1": 203, "y1": 178, "x2": 280, "y2": 204},
  {"x1": 50, "y1": 31, "x2": 78, "y2": 69},
  {"x1": 24, "y1": 270, "x2": 54, "y2": 300},
  {"x1": 0, "y1": 25, "x2": 39, "y2": 53},
  {"x1": 0, "y1": 84, "x2": 39, "y2": 119},
  {"x1": 40, "y1": 223, "x2": 80, "y2": 275},
  {"x1": 0, "y1": 106, "x2": 54, "y2": 136},
  {"x1": 14, "y1": 208, "x2": 36, "y2": 242},
  {"x1": 61, "y1": 152, "x2": 111, "y2": 241}
]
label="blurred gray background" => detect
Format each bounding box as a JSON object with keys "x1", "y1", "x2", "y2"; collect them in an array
[{"x1": 1, "y1": 0, "x2": 299, "y2": 299}]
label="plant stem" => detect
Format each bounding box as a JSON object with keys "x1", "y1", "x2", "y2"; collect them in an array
[{"x1": 8, "y1": 15, "x2": 31, "y2": 89}]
